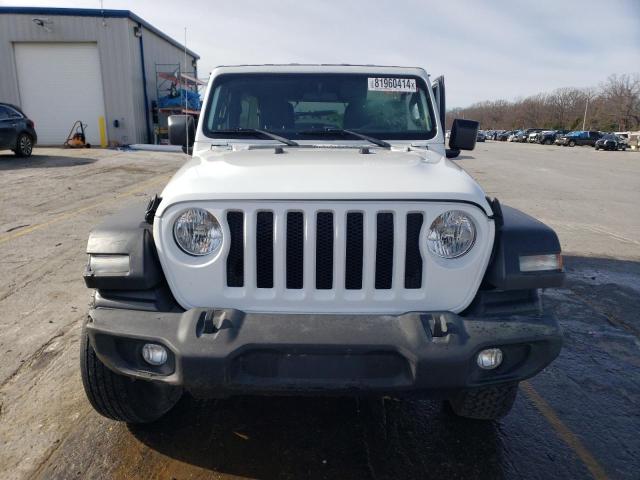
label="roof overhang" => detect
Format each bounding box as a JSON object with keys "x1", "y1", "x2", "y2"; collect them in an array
[{"x1": 0, "y1": 6, "x2": 200, "y2": 59}]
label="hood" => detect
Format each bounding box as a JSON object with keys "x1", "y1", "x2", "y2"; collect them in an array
[{"x1": 157, "y1": 147, "x2": 492, "y2": 216}]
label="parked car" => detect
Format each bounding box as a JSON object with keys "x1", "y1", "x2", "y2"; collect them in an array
[
  {"x1": 537, "y1": 130, "x2": 557, "y2": 145},
  {"x1": 556, "y1": 131, "x2": 601, "y2": 147},
  {"x1": 0, "y1": 103, "x2": 37, "y2": 157},
  {"x1": 80, "y1": 64, "x2": 564, "y2": 424},
  {"x1": 595, "y1": 134, "x2": 627, "y2": 151},
  {"x1": 613, "y1": 131, "x2": 630, "y2": 147},
  {"x1": 507, "y1": 131, "x2": 521, "y2": 142},
  {"x1": 510, "y1": 130, "x2": 527, "y2": 142},
  {"x1": 496, "y1": 130, "x2": 511, "y2": 141},
  {"x1": 537, "y1": 130, "x2": 567, "y2": 145},
  {"x1": 477, "y1": 130, "x2": 486, "y2": 142},
  {"x1": 526, "y1": 129, "x2": 544, "y2": 143}
]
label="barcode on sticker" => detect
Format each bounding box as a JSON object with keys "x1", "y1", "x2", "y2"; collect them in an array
[{"x1": 368, "y1": 78, "x2": 416, "y2": 92}]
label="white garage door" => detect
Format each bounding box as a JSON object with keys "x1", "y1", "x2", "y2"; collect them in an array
[{"x1": 14, "y1": 43, "x2": 106, "y2": 146}]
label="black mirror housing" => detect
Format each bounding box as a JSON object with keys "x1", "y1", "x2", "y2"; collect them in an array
[
  {"x1": 449, "y1": 119, "x2": 479, "y2": 151},
  {"x1": 168, "y1": 115, "x2": 195, "y2": 152}
]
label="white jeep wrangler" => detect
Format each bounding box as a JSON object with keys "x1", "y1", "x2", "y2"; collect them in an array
[{"x1": 81, "y1": 65, "x2": 564, "y2": 423}]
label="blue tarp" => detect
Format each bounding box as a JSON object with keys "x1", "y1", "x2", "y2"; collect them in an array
[{"x1": 157, "y1": 88, "x2": 201, "y2": 111}]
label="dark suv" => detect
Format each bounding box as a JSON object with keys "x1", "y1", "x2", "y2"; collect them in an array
[
  {"x1": 556, "y1": 130, "x2": 601, "y2": 147},
  {"x1": 595, "y1": 134, "x2": 627, "y2": 151},
  {"x1": 538, "y1": 130, "x2": 568, "y2": 145},
  {"x1": 0, "y1": 103, "x2": 37, "y2": 157}
]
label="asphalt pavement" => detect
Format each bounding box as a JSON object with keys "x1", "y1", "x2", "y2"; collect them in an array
[{"x1": 0, "y1": 142, "x2": 638, "y2": 480}]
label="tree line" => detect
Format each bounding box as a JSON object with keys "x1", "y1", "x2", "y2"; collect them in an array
[{"x1": 446, "y1": 73, "x2": 640, "y2": 132}]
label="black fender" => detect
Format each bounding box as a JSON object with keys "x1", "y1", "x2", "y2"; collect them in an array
[
  {"x1": 484, "y1": 202, "x2": 564, "y2": 290},
  {"x1": 83, "y1": 203, "x2": 163, "y2": 290}
]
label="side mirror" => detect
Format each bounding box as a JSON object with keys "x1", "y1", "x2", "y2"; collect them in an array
[
  {"x1": 168, "y1": 115, "x2": 195, "y2": 154},
  {"x1": 448, "y1": 119, "x2": 479, "y2": 158}
]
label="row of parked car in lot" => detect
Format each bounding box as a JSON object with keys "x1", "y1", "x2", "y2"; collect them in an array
[{"x1": 476, "y1": 128, "x2": 631, "y2": 151}]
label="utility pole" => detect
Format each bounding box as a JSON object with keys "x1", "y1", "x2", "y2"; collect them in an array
[{"x1": 582, "y1": 96, "x2": 589, "y2": 131}]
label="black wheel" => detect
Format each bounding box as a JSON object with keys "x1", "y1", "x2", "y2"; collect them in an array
[
  {"x1": 568, "y1": 140, "x2": 576, "y2": 147},
  {"x1": 447, "y1": 383, "x2": 518, "y2": 420},
  {"x1": 80, "y1": 318, "x2": 182, "y2": 423},
  {"x1": 14, "y1": 133, "x2": 33, "y2": 157}
]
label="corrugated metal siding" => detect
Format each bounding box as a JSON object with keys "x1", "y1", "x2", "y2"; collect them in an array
[
  {"x1": 127, "y1": 18, "x2": 198, "y2": 144},
  {"x1": 0, "y1": 13, "x2": 197, "y2": 145}
]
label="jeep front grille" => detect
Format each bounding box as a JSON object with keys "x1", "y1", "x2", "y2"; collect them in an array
[
  {"x1": 225, "y1": 207, "x2": 424, "y2": 292},
  {"x1": 158, "y1": 200, "x2": 493, "y2": 314}
]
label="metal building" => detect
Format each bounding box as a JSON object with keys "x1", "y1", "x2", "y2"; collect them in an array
[{"x1": 0, "y1": 7, "x2": 199, "y2": 146}]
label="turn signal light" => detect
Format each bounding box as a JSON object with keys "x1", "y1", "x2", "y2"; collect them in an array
[
  {"x1": 519, "y1": 254, "x2": 563, "y2": 272},
  {"x1": 88, "y1": 254, "x2": 130, "y2": 275}
]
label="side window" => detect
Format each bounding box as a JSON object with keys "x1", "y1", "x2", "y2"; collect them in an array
[
  {"x1": 207, "y1": 86, "x2": 230, "y2": 130},
  {"x1": 7, "y1": 108, "x2": 22, "y2": 119},
  {"x1": 0, "y1": 106, "x2": 9, "y2": 120}
]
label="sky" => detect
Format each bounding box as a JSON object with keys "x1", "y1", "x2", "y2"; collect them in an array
[{"x1": 4, "y1": 0, "x2": 640, "y2": 107}]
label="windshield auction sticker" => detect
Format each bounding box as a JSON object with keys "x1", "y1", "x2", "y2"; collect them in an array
[{"x1": 368, "y1": 77, "x2": 417, "y2": 92}]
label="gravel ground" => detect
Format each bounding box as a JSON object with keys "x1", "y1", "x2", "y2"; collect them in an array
[{"x1": 0, "y1": 143, "x2": 638, "y2": 480}]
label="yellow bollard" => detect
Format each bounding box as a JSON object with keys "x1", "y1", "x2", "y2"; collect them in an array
[{"x1": 98, "y1": 116, "x2": 107, "y2": 148}]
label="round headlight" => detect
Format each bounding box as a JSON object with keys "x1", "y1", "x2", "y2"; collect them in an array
[
  {"x1": 173, "y1": 208, "x2": 223, "y2": 256},
  {"x1": 427, "y1": 210, "x2": 476, "y2": 258}
]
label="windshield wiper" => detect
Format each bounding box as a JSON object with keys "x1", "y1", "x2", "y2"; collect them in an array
[
  {"x1": 300, "y1": 128, "x2": 391, "y2": 149},
  {"x1": 211, "y1": 128, "x2": 299, "y2": 146}
]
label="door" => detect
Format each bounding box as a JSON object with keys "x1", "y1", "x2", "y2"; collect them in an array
[
  {"x1": 578, "y1": 132, "x2": 589, "y2": 146},
  {"x1": 13, "y1": 43, "x2": 106, "y2": 145},
  {"x1": 0, "y1": 106, "x2": 18, "y2": 148}
]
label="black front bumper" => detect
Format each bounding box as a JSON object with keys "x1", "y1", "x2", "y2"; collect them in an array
[{"x1": 87, "y1": 307, "x2": 562, "y2": 396}]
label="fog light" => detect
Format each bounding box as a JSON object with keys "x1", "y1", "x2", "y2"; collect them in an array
[
  {"x1": 142, "y1": 343, "x2": 168, "y2": 366},
  {"x1": 477, "y1": 348, "x2": 503, "y2": 370}
]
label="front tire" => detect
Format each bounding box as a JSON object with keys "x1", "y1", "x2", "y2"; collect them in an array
[
  {"x1": 568, "y1": 140, "x2": 576, "y2": 147},
  {"x1": 447, "y1": 383, "x2": 518, "y2": 420},
  {"x1": 15, "y1": 133, "x2": 34, "y2": 157},
  {"x1": 80, "y1": 319, "x2": 182, "y2": 424}
]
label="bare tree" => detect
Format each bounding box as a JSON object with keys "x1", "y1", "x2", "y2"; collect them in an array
[
  {"x1": 446, "y1": 73, "x2": 640, "y2": 132},
  {"x1": 600, "y1": 74, "x2": 640, "y2": 131}
]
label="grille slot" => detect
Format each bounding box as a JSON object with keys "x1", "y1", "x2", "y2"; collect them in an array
[
  {"x1": 256, "y1": 211, "x2": 274, "y2": 288},
  {"x1": 404, "y1": 213, "x2": 424, "y2": 289},
  {"x1": 226, "y1": 211, "x2": 244, "y2": 287},
  {"x1": 375, "y1": 212, "x2": 394, "y2": 289},
  {"x1": 286, "y1": 212, "x2": 304, "y2": 289},
  {"x1": 345, "y1": 212, "x2": 364, "y2": 290},
  {"x1": 315, "y1": 212, "x2": 334, "y2": 289}
]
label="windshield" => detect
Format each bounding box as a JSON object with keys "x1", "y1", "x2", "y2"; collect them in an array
[{"x1": 203, "y1": 73, "x2": 437, "y2": 141}]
